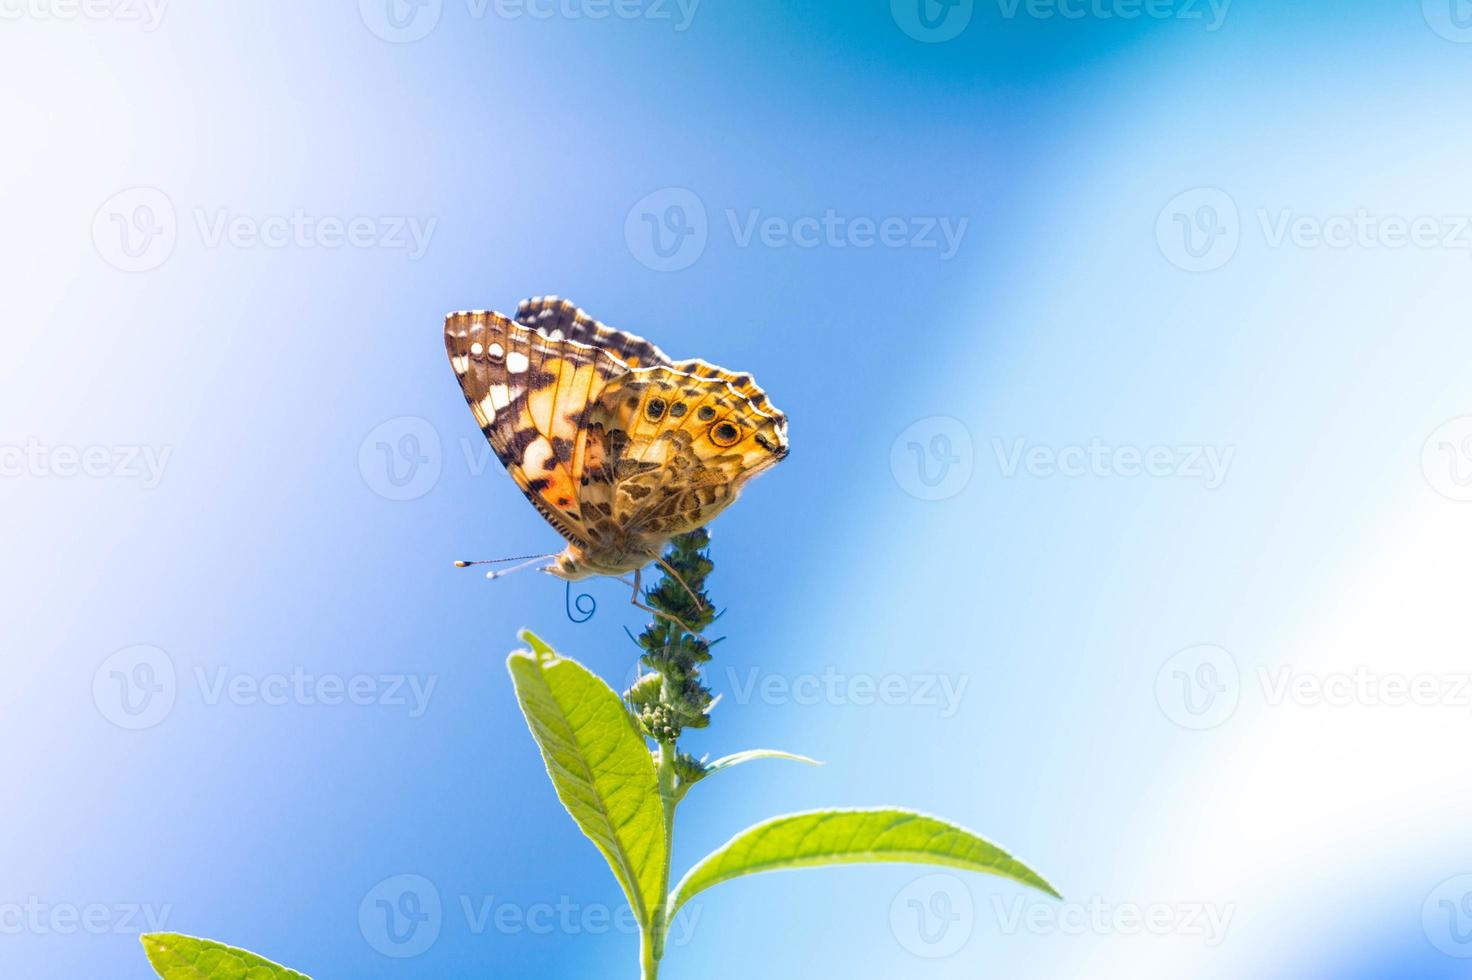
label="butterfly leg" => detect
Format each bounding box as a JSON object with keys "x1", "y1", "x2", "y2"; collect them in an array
[
  {"x1": 654, "y1": 556, "x2": 705, "y2": 612},
  {"x1": 624, "y1": 569, "x2": 700, "y2": 636}
]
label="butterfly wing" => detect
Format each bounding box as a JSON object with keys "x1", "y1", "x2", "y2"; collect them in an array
[
  {"x1": 515, "y1": 296, "x2": 674, "y2": 369},
  {"x1": 591, "y1": 361, "x2": 789, "y2": 541},
  {"x1": 666, "y1": 357, "x2": 785, "y2": 426},
  {"x1": 445, "y1": 310, "x2": 630, "y2": 549}
]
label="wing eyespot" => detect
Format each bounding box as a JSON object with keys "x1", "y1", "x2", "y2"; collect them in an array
[{"x1": 710, "y1": 421, "x2": 742, "y2": 447}]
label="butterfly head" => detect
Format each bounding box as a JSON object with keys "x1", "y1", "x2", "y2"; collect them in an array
[{"x1": 545, "y1": 551, "x2": 593, "y2": 581}]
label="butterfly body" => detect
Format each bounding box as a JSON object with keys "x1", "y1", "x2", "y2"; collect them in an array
[
  {"x1": 548, "y1": 543, "x2": 660, "y2": 581},
  {"x1": 446, "y1": 298, "x2": 788, "y2": 586}
]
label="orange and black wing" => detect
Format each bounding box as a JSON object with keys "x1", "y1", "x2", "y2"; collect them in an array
[
  {"x1": 445, "y1": 310, "x2": 630, "y2": 549},
  {"x1": 515, "y1": 296, "x2": 674, "y2": 369},
  {"x1": 591, "y1": 361, "x2": 789, "y2": 541}
]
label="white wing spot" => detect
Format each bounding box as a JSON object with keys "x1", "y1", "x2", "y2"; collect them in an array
[
  {"x1": 470, "y1": 342, "x2": 484, "y2": 356},
  {"x1": 523, "y1": 436, "x2": 554, "y2": 473},
  {"x1": 507, "y1": 352, "x2": 530, "y2": 373},
  {"x1": 489, "y1": 342, "x2": 505, "y2": 359}
]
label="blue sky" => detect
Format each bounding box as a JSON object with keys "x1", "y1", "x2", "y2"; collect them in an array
[{"x1": 4, "y1": 1, "x2": 1472, "y2": 977}]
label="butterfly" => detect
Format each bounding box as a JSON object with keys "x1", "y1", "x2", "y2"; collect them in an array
[{"x1": 445, "y1": 297, "x2": 788, "y2": 626}]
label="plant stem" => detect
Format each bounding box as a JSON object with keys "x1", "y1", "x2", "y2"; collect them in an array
[
  {"x1": 640, "y1": 931, "x2": 658, "y2": 980},
  {"x1": 642, "y1": 739, "x2": 679, "y2": 979},
  {"x1": 632, "y1": 533, "x2": 714, "y2": 979}
]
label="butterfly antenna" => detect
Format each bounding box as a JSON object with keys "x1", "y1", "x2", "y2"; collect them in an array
[
  {"x1": 454, "y1": 552, "x2": 555, "y2": 567},
  {"x1": 454, "y1": 553, "x2": 556, "y2": 580}
]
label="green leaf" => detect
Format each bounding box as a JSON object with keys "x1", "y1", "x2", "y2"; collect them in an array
[
  {"x1": 507, "y1": 629, "x2": 667, "y2": 928},
  {"x1": 702, "y1": 749, "x2": 823, "y2": 776},
  {"x1": 139, "y1": 934, "x2": 309, "y2": 980},
  {"x1": 669, "y1": 808, "x2": 1059, "y2": 917}
]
